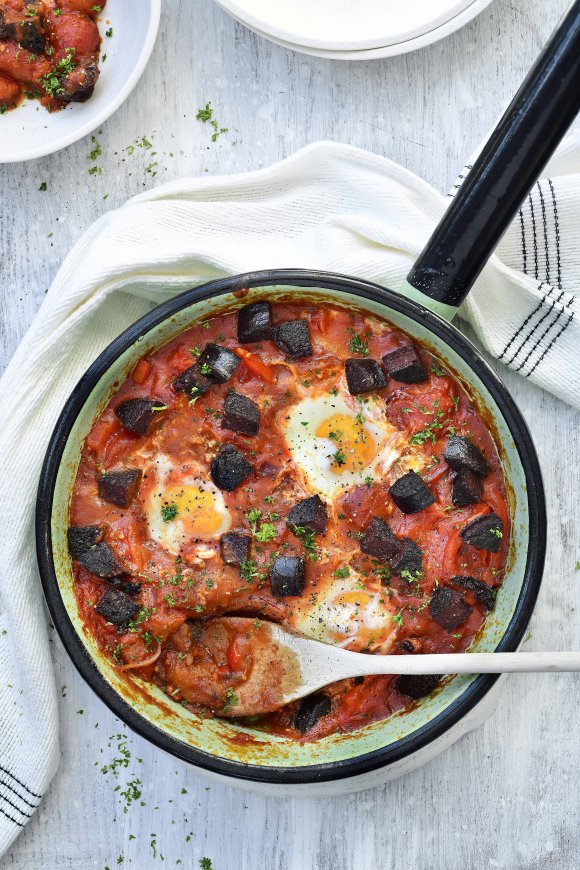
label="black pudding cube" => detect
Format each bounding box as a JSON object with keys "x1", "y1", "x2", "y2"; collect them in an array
[
  {"x1": 273, "y1": 320, "x2": 313, "y2": 360},
  {"x1": 382, "y1": 344, "x2": 427, "y2": 384},
  {"x1": 395, "y1": 674, "x2": 441, "y2": 699},
  {"x1": 20, "y1": 20, "x2": 45, "y2": 54},
  {"x1": 451, "y1": 469, "x2": 483, "y2": 507},
  {"x1": 115, "y1": 398, "x2": 166, "y2": 436},
  {"x1": 98, "y1": 468, "x2": 143, "y2": 508},
  {"x1": 429, "y1": 586, "x2": 473, "y2": 631},
  {"x1": 108, "y1": 577, "x2": 142, "y2": 597},
  {"x1": 391, "y1": 538, "x2": 423, "y2": 578},
  {"x1": 210, "y1": 443, "x2": 253, "y2": 491},
  {"x1": 67, "y1": 525, "x2": 105, "y2": 559},
  {"x1": 237, "y1": 301, "x2": 273, "y2": 343},
  {"x1": 360, "y1": 516, "x2": 400, "y2": 563},
  {"x1": 96, "y1": 588, "x2": 141, "y2": 630},
  {"x1": 172, "y1": 364, "x2": 213, "y2": 397},
  {"x1": 197, "y1": 344, "x2": 241, "y2": 384},
  {"x1": 222, "y1": 390, "x2": 260, "y2": 436},
  {"x1": 460, "y1": 513, "x2": 504, "y2": 553},
  {"x1": 293, "y1": 692, "x2": 331, "y2": 732},
  {"x1": 450, "y1": 575, "x2": 495, "y2": 611},
  {"x1": 444, "y1": 435, "x2": 489, "y2": 478},
  {"x1": 269, "y1": 556, "x2": 305, "y2": 597},
  {"x1": 389, "y1": 470, "x2": 436, "y2": 514},
  {"x1": 287, "y1": 495, "x2": 328, "y2": 535},
  {"x1": 220, "y1": 531, "x2": 251, "y2": 566},
  {"x1": 344, "y1": 358, "x2": 388, "y2": 395},
  {"x1": 77, "y1": 542, "x2": 123, "y2": 579}
]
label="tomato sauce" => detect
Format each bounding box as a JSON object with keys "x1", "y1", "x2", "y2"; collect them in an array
[{"x1": 69, "y1": 300, "x2": 509, "y2": 741}]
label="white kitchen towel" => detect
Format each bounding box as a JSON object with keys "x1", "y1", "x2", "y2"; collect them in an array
[{"x1": 1, "y1": 136, "x2": 579, "y2": 854}]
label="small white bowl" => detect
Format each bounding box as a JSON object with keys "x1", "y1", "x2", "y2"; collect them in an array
[
  {"x1": 0, "y1": 0, "x2": 161, "y2": 163},
  {"x1": 213, "y1": 0, "x2": 491, "y2": 53}
]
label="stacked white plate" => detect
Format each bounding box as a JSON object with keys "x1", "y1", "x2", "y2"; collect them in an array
[{"x1": 213, "y1": 0, "x2": 494, "y2": 59}]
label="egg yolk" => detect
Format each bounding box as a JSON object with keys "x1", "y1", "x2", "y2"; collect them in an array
[
  {"x1": 161, "y1": 485, "x2": 223, "y2": 538},
  {"x1": 315, "y1": 413, "x2": 379, "y2": 474}
]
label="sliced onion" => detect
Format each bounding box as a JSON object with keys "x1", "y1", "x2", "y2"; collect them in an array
[{"x1": 119, "y1": 644, "x2": 161, "y2": 671}]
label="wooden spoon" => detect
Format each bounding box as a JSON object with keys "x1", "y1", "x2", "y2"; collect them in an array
[{"x1": 218, "y1": 618, "x2": 580, "y2": 717}]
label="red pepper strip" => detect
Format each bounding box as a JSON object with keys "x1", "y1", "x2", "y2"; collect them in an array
[{"x1": 236, "y1": 347, "x2": 276, "y2": 383}]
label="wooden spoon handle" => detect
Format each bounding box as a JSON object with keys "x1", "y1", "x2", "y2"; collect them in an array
[{"x1": 355, "y1": 651, "x2": 580, "y2": 677}]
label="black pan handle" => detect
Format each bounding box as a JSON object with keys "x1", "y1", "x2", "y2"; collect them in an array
[{"x1": 407, "y1": 0, "x2": 580, "y2": 309}]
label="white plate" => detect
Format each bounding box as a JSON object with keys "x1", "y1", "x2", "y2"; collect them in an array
[
  {"x1": 223, "y1": 0, "x2": 493, "y2": 59},
  {"x1": 214, "y1": 0, "x2": 487, "y2": 51},
  {"x1": 0, "y1": 0, "x2": 161, "y2": 163}
]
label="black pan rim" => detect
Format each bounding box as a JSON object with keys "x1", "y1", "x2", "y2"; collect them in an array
[{"x1": 36, "y1": 268, "x2": 546, "y2": 786}]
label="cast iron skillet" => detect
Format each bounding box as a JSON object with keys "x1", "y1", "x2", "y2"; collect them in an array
[{"x1": 36, "y1": 2, "x2": 580, "y2": 784}]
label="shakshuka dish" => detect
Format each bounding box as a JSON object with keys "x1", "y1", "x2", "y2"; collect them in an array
[
  {"x1": 68, "y1": 299, "x2": 509, "y2": 741},
  {"x1": 0, "y1": 0, "x2": 106, "y2": 113}
]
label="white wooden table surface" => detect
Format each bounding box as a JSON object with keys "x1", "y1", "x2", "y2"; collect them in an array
[{"x1": 1, "y1": 0, "x2": 579, "y2": 867}]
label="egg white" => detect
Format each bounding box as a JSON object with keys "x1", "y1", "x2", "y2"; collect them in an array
[
  {"x1": 282, "y1": 390, "x2": 404, "y2": 501},
  {"x1": 290, "y1": 570, "x2": 397, "y2": 653},
  {"x1": 144, "y1": 454, "x2": 231, "y2": 556}
]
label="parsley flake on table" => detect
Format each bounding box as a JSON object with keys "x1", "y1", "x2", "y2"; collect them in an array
[{"x1": 196, "y1": 101, "x2": 228, "y2": 142}]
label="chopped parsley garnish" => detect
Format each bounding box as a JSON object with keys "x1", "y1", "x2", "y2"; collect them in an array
[
  {"x1": 332, "y1": 448, "x2": 346, "y2": 467},
  {"x1": 364, "y1": 475, "x2": 373, "y2": 488},
  {"x1": 161, "y1": 502, "x2": 178, "y2": 522},
  {"x1": 391, "y1": 610, "x2": 404, "y2": 627},
  {"x1": 333, "y1": 566, "x2": 350, "y2": 579},
  {"x1": 409, "y1": 408, "x2": 449, "y2": 446},
  {"x1": 38, "y1": 182, "x2": 47, "y2": 191},
  {"x1": 106, "y1": 26, "x2": 113, "y2": 37},
  {"x1": 430, "y1": 363, "x2": 444, "y2": 376},
  {"x1": 246, "y1": 509, "x2": 278, "y2": 543},
  {"x1": 223, "y1": 688, "x2": 238, "y2": 713},
  {"x1": 374, "y1": 564, "x2": 391, "y2": 585},
  {"x1": 199, "y1": 860, "x2": 213, "y2": 870},
  {"x1": 347, "y1": 331, "x2": 370, "y2": 356},
  {"x1": 255, "y1": 523, "x2": 277, "y2": 543},
  {"x1": 127, "y1": 607, "x2": 150, "y2": 633},
  {"x1": 199, "y1": 362, "x2": 212, "y2": 375},
  {"x1": 293, "y1": 526, "x2": 319, "y2": 561},
  {"x1": 240, "y1": 559, "x2": 260, "y2": 581}
]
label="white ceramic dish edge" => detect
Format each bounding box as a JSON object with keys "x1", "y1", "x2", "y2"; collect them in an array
[
  {"x1": 213, "y1": 0, "x2": 479, "y2": 52},
  {"x1": 219, "y1": 0, "x2": 493, "y2": 60}
]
